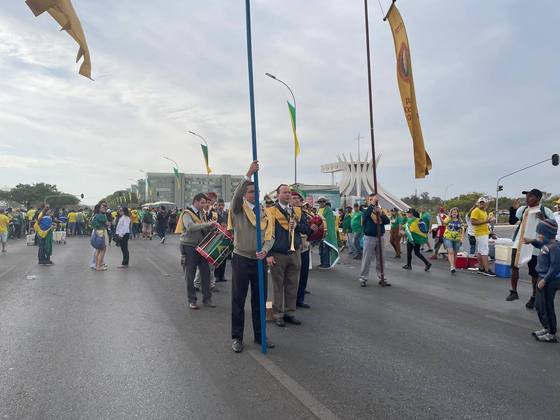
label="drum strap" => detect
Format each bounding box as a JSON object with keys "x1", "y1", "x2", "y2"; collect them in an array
[{"x1": 185, "y1": 208, "x2": 206, "y2": 224}]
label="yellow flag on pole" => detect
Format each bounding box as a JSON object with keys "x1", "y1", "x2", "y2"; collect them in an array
[
  {"x1": 287, "y1": 101, "x2": 300, "y2": 157},
  {"x1": 26, "y1": 0, "x2": 92, "y2": 79},
  {"x1": 386, "y1": 4, "x2": 431, "y2": 178}
]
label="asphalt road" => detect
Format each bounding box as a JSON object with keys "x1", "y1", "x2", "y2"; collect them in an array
[{"x1": 0, "y1": 232, "x2": 558, "y2": 419}]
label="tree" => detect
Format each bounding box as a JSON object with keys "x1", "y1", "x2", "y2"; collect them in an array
[{"x1": 1, "y1": 183, "x2": 80, "y2": 208}]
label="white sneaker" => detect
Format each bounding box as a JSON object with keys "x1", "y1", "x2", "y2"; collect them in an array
[
  {"x1": 532, "y1": 328, "x2": 549, "y2": 337},
  {"x1": 360, "y1": 279, "x2": 367, "y2": 287},
  {"x1": 536, "y1": 333, "x2": 558, "y2": 343},
  {"x1": 450, "y1": 267, "x2": 456, "y2": 274}
]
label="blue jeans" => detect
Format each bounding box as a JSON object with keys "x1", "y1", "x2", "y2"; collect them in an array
[{"x1": 536, "y1": 277, "x2": 560, "y2": 335}]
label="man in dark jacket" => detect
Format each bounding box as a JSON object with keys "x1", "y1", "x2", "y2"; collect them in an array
[{"x1": 359, "y1": 194, "x2": 390, "y2": 287}]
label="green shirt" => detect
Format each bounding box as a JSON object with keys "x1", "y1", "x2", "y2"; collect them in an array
[
  {"x1": 91, "y1": 214, "x2": 108, "y2": 230},
  {"x1": 390, "y1": 215, "x2": 403, "y2": 229},
  {"x1": 351, "y1": 211, "x2": 363, "y2": 234},
  {"x1": 342, "y1": 214, "x2": 352, "y2": 233}
]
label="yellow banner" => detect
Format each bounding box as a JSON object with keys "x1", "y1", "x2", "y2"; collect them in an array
[{"x1": 387, "y1": 4, "x2": 431, "y2": 178}]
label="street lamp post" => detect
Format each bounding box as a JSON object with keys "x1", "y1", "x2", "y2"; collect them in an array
[
  {"x1": 495, "y1": 154, "x2": 559, "y2": 219},
  {"x1": 265, "y1": 72, "x2": 298, "y2": 185},
  {"x1": 443, "y1": 184, "x2": 454, "y2": 203}
]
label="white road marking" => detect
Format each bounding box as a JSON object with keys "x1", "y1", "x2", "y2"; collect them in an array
[
  {"x1": 248, "y1": 349, "x2": 339, "y2": 420},
  {"x1": 146, "y1": 257, "x2": 169, "y2": 276},
  {"x1": 484, "y1": 314, "x2": 534, "y2": 330},
  {"x1": 0, "y1": 265, "x2": 16, "y2": 280}
]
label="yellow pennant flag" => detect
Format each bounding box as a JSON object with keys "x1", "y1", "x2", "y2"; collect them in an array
[
  {"x1": 287, "y1": 101, "x2": 300, "y2": 157},
  {"x1": 386, "y1": 4, "x2": 431, "y2": 178},
  {"x1": 26, "y1": 0, "x2": 92, "y2": 79}
]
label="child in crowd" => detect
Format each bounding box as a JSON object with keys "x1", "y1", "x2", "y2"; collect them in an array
[{"x1": 525, "y1": 220, "x2": 560, "y2": 343}]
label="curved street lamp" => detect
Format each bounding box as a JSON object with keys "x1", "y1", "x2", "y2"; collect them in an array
[{"x1": 265, "y1": 72, "x2": 298, "y2": 185}]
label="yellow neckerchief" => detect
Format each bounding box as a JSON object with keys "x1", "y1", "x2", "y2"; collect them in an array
[
  {"x1": 227, "y1": 200, "x2": 267, "y2": 231},
  {"x1": 185, "y1": 208, "x2": 206, "y2": 224},
  {"x1": 265, "y1": 204, "x2": 301, "y2": 241}
]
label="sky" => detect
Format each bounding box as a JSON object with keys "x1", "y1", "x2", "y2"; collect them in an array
[{"x1": 1, "y1": 0, "x2": 559, "y2": 204}]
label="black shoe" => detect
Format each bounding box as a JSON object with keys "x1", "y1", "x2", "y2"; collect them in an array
[
  {"x1": 215, "y1": 278, "x2": 227, "y2": 282},
  {"x1": 296, "y1": 303, "x2": 311, "y2": 309},
  {"x1": 525, "y1": 296, "x2": 535, "y2": 310},
  {"x1": 402, "y1": 265, "x2": 412, "y2": 270},
  {"x1": 232, "y1": 339, "x2": 243, "y2": 353},
  {"x1": 255, "y1": 338, "x2": 275, "y2": 349},
  {"x1": 378, "y1": 280, "x2": 391, "y2": 287},
  {"x1": 304, "y1": 290, "x2": 311, "y2": 295},
  {"x1": 482, "y1": 270, "x2": 496, "y2": 277},
  {"x1": 275, "y1": 318, "x2": 286, "y2": 327},
  {"x1": 195, "y1": 287, "x2": 201, "y2": 292},
  {"x1": 506, "y1": 290, "x2": 519, "y2": 301},
  {"x1": 284, "y1": 315, "x2": 302, "y2": 325},
  {"x1": 425, "y1": 263, "x2": 432, "y2": 272}
]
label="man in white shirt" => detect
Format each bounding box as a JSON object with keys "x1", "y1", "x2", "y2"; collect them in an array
[{"x1": 506, "y1": 189, "x2": 554, "y2": 308}]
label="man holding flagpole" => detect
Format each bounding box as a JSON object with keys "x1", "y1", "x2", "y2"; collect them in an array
[{"x1": 228, "y1": 161, "x2": 274, "y2": 353}]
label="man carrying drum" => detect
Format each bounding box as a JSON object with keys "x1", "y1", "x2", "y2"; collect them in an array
[
  {"x1": 228, "y1": 161, "x2": 274, "y2": 353},
  {"x1": 181, "y1": 193, "x2": 219, "y2": 310}
]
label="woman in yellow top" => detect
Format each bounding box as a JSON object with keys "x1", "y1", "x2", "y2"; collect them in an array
[{"x1": 442, "y1": 208, "x2": 464, "y2": 274}]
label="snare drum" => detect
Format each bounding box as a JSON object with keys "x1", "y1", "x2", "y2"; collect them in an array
[{"x1": 196, "y1": 225, "x2": 234, "y2": 267}]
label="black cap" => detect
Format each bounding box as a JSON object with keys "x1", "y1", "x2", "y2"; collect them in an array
[{"x1": 521, "y1": 188, "x2": 543, "y2": 200}]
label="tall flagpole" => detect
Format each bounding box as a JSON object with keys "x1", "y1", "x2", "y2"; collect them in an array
[
  {"x1": 245, "y1": 0, "x2": 268, "y2": 354},
  {"x1": 364, "y1": 0, "x2": 387, "y2": 287}
]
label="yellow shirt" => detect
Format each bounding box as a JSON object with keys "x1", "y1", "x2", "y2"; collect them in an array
[
  {"x1": 131, "y1": 211, "x2": 139, "y2": 223},
  {"x1": 27, "y1": 209, "x2": 36, "y2": 221},
  {"x1": 67, "y1": 212, "x2": 77, "y2": 223},
  {"x1": 0, "y1": 214, "x2": 9, "y2": 233},
  {"x1": 470, "y1": 207, "x2": 490, "y2": 237}
]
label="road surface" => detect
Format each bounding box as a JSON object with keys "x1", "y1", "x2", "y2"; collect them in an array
[{"x1": 0, "y1": 233, "x2": 558, "y2": 419}]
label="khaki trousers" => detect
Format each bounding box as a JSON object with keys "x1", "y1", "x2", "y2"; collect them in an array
[{"x1": 270, "y1": 252, "x2": 301, "y2": 319}]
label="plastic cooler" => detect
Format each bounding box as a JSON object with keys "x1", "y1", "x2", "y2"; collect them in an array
[
  {"x1": 456, "y1": 253, "x2": 478, "y2": 269},
  {"x1": 495, "y1": 262, "x2": 512, "y2": 278}
]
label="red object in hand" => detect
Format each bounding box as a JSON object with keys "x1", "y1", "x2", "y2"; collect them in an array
[{"x1": 307, "y1": 215, "x2": 325, "y2": 241}]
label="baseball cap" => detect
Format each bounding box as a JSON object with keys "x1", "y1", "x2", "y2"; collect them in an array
[
  {"x1": 521, "y1": 188, "x2": 543, "y2": 200},
  {"x1": 477, "y1": 197, "x2": 486, "y2": 203},
  {"x1": 317, "y1": 196, "x2": 327, "y2": 202}
]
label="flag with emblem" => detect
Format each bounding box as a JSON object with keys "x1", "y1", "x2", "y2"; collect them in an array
[{"x1": 386, "y1": 4, "x2": 431, "y2": 178}]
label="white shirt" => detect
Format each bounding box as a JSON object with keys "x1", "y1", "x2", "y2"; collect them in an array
[
  {"x1": 278, "y1": 201, "x2": 291, "y2": 213},
  {"x1": 554, "y1": 211, "x2": 560, "y2": 241},
  {"x1": 116, "y1": 216, "x2": 131, "y2": 236}
]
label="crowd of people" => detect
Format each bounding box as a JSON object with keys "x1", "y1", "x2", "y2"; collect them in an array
[{"x1": 2, "y1": 167, "x2": 560, "y2": 348}]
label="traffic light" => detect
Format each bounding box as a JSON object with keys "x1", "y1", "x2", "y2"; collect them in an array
[
  {"x1": 498, "y1": 185, "x2": 503, "y2": 192},
  {"x1": 552, "y1": 154, "x2": 559, "y2": 166}
]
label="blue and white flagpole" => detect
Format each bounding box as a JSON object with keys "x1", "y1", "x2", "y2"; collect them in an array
[{"x1": 244, "y1": 0, "x2": 267, "y2": 354}]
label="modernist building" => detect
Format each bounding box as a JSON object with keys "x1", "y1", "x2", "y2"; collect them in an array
[
  {"x1": 320, "y1": 153, "x2": 409, "y2": 210},
  {"x1": 140, "y1": 172, "x2": 244, "y2": 208}
]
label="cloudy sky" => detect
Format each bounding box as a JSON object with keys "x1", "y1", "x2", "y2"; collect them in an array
[{"x1": 1, "y1": 0, "x2": 559, "y2": 204}]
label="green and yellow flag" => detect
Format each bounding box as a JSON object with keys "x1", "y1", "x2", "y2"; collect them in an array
[
  {"x1": 26, "y1": 0, "x2": 92, "y2": 79},
  {"x1": 386, "y1": 4, "x2": 431, "y2": 178},
  {"x1": 173, "y1": 167, "x2": 181, "y2": 188},
  {"x1": 287, "y1": 101, "x2": 300, "y2": 157},
  {"x1": 200, "y1": 144, "x2": 212, "y2": 175}
]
